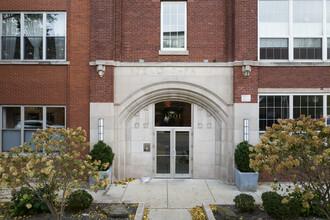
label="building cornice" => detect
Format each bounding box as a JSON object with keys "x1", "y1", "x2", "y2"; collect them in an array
[{"x1": 89, "y1": 60, "x2": 330, "y2": 67}]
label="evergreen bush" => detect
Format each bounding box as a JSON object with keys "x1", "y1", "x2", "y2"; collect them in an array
[
  {"x1": 262, "y1": 191, "x2": 301, "y2": 219},
  {"x1": 234, "y1": 141, "x2": 254, "y2": 172},
  {"x1": 89, "y1": 141, "x2": 115, "y2": 171},
  {"x1": 66, "y1": 190, "x2": 93, "y2": 212},
  {"x1": 233, "y1": 193, "x2": 255, "y2": 213}
]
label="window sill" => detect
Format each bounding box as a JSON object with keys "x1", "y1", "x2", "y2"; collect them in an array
[
  {"x1": 258, "y1": 60, "x2": 330, "y2": 66},
  {"x1": 0, "y1": 61, "x2": 70, "y2": 65},
  {"x1": 159, "y1": 50, "x2": 189, "y2": 56}
]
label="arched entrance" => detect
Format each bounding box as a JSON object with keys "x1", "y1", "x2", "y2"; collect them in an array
[{"x1": 115, "y1": 82, "x2": 233, "y2": 181}]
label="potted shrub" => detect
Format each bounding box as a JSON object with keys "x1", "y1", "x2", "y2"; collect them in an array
[
  {"x1": 234, "y1": 141, "x2": 258, "y2": 192},
  {"x1": 89, "y1": 141, "x2": 115, "y2": 190}
]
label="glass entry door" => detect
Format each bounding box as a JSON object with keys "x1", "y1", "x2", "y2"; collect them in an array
[{"x1": 155, "y1": 129, "x2": 191, "y2": 178}]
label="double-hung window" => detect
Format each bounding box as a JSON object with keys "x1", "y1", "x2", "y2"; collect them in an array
[
  {"x1": 259, "y1": 0, "x2": 329, "y2": 61},
  {"x1": 0, "y1": 12, "x2": 66, "y2": 61},
  {"x1": 1, "y1": 106, "x2": 65, "y2": 152},
  {"x1": 161, "y1": 1, "x2": 187, "y2": 51}
]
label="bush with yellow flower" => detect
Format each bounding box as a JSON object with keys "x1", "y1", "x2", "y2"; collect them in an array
[
  {"x1": 250, "y1": 115, "x2": 329, "y2": 219},
  {"x1": 0, "y1": 127, "x2": 109, "y2": 220}
]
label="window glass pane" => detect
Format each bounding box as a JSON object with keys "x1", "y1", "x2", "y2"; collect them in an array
[
  {"x1": 24, "y1": 37, "x2": 43, "y2": 59},
  {"x1": 2, "y1": 107, "x2": 21, "y2": 129},
  {"x1": 266, "y1": 96, "x2": 274, "y2": 108},
  {"x1": 46, "y1": 37, "x2": 65, "y2": 59},
  {"x1": 293, "y1": 95, "x2": 323, "y2": 119},
  {"x1": 259, "y1": 120, "x2": 266, "y2": 131},
  {"x1": 2, "y1": 14, "x2": 21, "y2": 60},
  {"x1": 162, "y1": 2, "x2": 186, "y2": 49},
  {"x1": 24, "y1": 107, "x2": 43, "y2": 129},
  {"x1": 2, "y1": 130, "x2": 21, "y2": 152},
  {"x1": 294, "y1": 38, "x2": 322, "y2": 59},
  {"x1": 47, "y1": 107, "x2": 65, "y2": 128},
  {"x1": 155, "y1": 101, "x2": 191, "y2": 127},
  {"x1": 293, "y1": 96, "x2": 300, "y2": 106},
  {"x1": 259, "y1": 96, "x2": 266, "y2": 107},
  {"x1": 2, "y1": 14, "x2": 20, "y2": 36},
  {"x1": 293, "y1": 0, "x2": 323, "y2": 36},
  {"x1": 315, "y1": 107, "x2": 323, "y2": 119},
  {"x1": 24, "y1": 14, "x2": 43, "y2": 36},
  {"x1": 259, "y1": 0, "x2": 289, "y2": 36},
  {"x1": 314, "y1": 96, "x2": 323, "y2": 107},
  {"x1": 24, "y1": 13, "x2": 43, "y2": 60},
  {"x1": 46, "y1": 14, "x2": 65, "y2": 36},
  {"x1": 2, "y1": 37, "x2": 20, "y2": 59},
  {"x1": 259, "y1": 108, "x2": 266, "y2": 119},
  {"x1": 327, "y1": 0, "x2": 330, "y2": 36},
  {"x1": 24, "y1": 130, "x2": 37, "y2": 149},
  {"x1": 260, "y1": 39, "x2": 288, "y2": 59}
]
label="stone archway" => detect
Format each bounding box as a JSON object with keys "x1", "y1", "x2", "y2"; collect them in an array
[{"x1": 113, "y1": 81, "x2": 234, "y2": 182}]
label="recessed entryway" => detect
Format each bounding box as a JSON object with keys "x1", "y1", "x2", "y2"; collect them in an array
[{"x1": 154, "y1": 101, "x2": 192, "y2": 178}]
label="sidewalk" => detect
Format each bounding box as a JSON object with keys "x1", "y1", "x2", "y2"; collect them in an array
[{"x1": 90, "y1": 179, "x2": 273, "y2": 220}]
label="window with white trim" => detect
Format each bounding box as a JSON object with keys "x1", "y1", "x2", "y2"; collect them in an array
[
  {"x1": 259, "y1": 96, "x2": 289, "y2": 131},
  {"x1": 259, "y1": 0, "x2": 329, "y2": 61},
  {"x1": 259, "y1": 95, "x2": 329, "y2": 131},
  {"x1": 161, "y1": 1, "x2": 187, "y2": 51},
  {"x1": 1, "y1": 12, "x2": 66, "y2": 61},
  {"x1": 1, "y1": 106, "x2": 65, "y2": 152}
]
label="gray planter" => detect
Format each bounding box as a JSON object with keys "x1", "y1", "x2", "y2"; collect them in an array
[
  {"x1": 89, "y1": 166, "x2": 112, "y2": 190},
  {"x1": 234, "y1": 168, "x2": 259, "y2": 192}
]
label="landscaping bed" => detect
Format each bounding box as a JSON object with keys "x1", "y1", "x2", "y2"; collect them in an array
[
  {"x1": 203, "y1": 204, "x2": 326, "y2": 220},
  {"x1": 0, "y1": 202, "x2": 147, "y2": 220}
]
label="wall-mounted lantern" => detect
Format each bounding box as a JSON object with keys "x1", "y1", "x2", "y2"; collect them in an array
[
  {"x1": 243, "y1": 119, "x2": 249, "y2": 142},
  {"x1": 98, "y1": 118, "x2": 104, "y2": 141}
]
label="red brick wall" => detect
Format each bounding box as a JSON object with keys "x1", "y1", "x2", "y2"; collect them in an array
[
  {"x1": 118, "y1": 0, "x2": 229, "y2": 62},
  {"x1": 233, "y1": 0, "x2": 258, "y2": 61},
  {"x1": 90, "y1": 67, "x2": 114, "y2": 102},
  {"x1": 258, "y1": 67, "x2": 330, "y2": 88},
  {"x1": 233, "y1": 66, "x2": 259, "y2": 103},
  {"x1": 0, "y1": 66, "x2": 68, "y2": 105},
  {"x1": 66, "y1": 0, "x2": 90, "y2": 131},
  {"x1": 0, "y1": 0, "x2": 67, "y2": 11},
  {"x1": 90, "y1": 0, "x2": 114, "y2": 102},
  {"x1": 0, "y1": 0, "x2": 91, "y2": 135}
]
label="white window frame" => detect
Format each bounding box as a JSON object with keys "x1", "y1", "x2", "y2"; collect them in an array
[
  {"x1": 258, "y1": 94, "x2": 329, "y2": 133},
  {"x1": 258, "y1": 0, "x2": 329, "y2": 62},
  {"x1": 160, "y1": 1, "x2": 187, "y2": 52},
  {"x1": 0, "y1": 12, "x2": 67, "y2": 61},
  {"x1": 0, "y1": 105, "x2": 66, "y2": 152}
]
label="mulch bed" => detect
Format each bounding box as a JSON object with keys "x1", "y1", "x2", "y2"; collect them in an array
[
  {"x1": 211, "y1": 205, "x2": 325, "y2": 220},
  {"x1": 0, "y1": 203, "x2": 138, "y2": 220}
]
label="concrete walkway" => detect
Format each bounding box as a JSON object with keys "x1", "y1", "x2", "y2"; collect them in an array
[{"x1": 90, "y1": 179, "x2": 273, "y2": 220}]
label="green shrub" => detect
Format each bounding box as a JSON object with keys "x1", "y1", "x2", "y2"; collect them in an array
[
  {"x1": 233, "y1": 193, "x2": 255, "y2": 213},
  {"x1": 262, "y1": 191, "x2": 301, "y2": 219},
  {"x1": 89, "y1": 141, "x2": 115, "y2": 171},
  {"x1": 10, "y1": 186, "x2": 49, "y2": 217},
  {"x1": 66, "y1": 190, "x2": 93, "y2": 212},
  {"x1": 234, "y1": 141, "x2": 254, "y2": 172},
  {"x1": 289, "y1": 190, "x2": 326, "y2": 218}
]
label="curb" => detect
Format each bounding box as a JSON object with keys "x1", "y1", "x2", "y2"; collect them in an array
[{"x1": 202, "y1": 203, "x2": 215, "y2": 220}]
